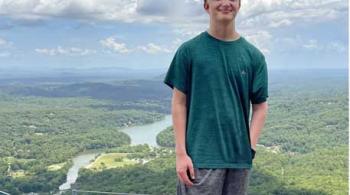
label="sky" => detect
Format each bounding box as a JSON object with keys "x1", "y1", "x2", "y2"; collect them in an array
[{"x1": 0, "y1": 0, "x2": 348, "y2": 74}]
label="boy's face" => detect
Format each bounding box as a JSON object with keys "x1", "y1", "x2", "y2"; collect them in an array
[{"x1": 204, "y1": 0, "x2": 240, "y2": 23}]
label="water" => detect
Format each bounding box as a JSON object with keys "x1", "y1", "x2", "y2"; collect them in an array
[
  {"x1": 59, "y1": 152, "x2": 98, "y2": 190},
  {"x1": 119, "y1": 114, "x2": 172, "y2": 147},
  {"x1": 58, "y1": 114, "x2": 172, "y2": 191}
]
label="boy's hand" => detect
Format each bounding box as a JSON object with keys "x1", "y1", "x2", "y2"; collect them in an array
[{"x1": 176, "y1": 153, "x2": 195, "y2": 187}]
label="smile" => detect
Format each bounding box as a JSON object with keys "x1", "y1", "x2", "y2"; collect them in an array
[{"x1": 219, "y1": 10, "x2": 233, "y2": 13}]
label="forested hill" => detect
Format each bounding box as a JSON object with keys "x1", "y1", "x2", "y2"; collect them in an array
[
  {"x1": 0, "y1": 79, "x2": 170, "y2": 101},
  {"x1": 0, "y1": 68, "x2": 347, "y2": 194},
  {"x1": 75, "y1": 69, "x2": 348, "y2": 195}
]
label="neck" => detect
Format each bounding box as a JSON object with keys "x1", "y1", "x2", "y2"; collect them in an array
[{"x1": 208, "y1": 20, "x2": 240, "y2": 41}]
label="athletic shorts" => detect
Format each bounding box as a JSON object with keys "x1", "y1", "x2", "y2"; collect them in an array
[{"x1": 176, "y1": 168, "x2": 251, "y2": 195}]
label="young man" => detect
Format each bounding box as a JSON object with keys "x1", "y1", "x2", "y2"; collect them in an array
[{"x1": 163, "y1": 0, "x2": 269, "y2": 194}]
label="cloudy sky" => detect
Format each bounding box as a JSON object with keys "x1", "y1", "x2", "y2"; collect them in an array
[{"x1": 0, "y1": 0, "x2": 348, "y2": 74}]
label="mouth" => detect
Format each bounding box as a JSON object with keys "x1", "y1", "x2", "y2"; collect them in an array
[{"x1": 219, "y1": 10, "x2": 233, "y2": 14}]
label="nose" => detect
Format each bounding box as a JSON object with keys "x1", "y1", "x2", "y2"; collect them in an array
[{"x1": 220, "y1": 0, "x2": 233, "y2": 7}]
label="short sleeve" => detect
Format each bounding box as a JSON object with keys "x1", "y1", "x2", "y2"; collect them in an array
[
  {"x1": 163, "y1": 44, "x2": 191, "y2": 94},
  {"x1": 250, "y1": 53, "x2": 269, "y2": 104}
]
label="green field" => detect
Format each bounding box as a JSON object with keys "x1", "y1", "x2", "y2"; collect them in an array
[{"x1": 85, "y1": 153, "x2": 139, "y2": 171}]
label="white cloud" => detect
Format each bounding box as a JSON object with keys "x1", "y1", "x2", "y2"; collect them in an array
[
  {"x1": 0, "y1": 0, "x2": 139, "y2": 22},
  {"x1": 174, "y1": 0, "x2": 347, "y2": 38},
  {"x1": 303, "y1": 39, "x2": 319, "y2": 50},
  {"x1": 0, "y1": 0, "x2": 346, "y2": 28},
  {"x1": 272, "y1": 36, "x2": 347, "y2": 53},
  {"x1": 302, "y1": 39, "x2": 347, "y2": 53},
  {"x1": 237, "y1": 0, "x2": 347, "y2": 29},
  {"x1": 101, "y1": 36, "x2": 174, "y2": 54},
  {"x1": 0, "y1": 0, "x2": 347, "y2": 58},
  {"x1": 0, "y1": 37, "x2": 14, "y2": 57},
  {"x1": 243, "y1": 30, "x2": 272, "y2": 54},
  {"x1": 136, "y1": 43, "x2": 172, "y2": 54},
  {"x1": 327, "y1": 41, "x2": 347, "y2": 53},
  {"x1": 100, "y1": 37, "x2": 132, "y2": 54},
  {"x1": 172, "y1": 38, "x2": 184, "y2": 48},
  {"x1": 35, "y1": 46, "x2": 96, "y2": 56},
  {"x1": 0, "y1": 37, "x2": 13, "y2": 48}
]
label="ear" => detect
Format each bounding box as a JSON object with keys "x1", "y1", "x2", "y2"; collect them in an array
[{"x1": 203, "y1": 2, "x2": 209, "y2": 13}]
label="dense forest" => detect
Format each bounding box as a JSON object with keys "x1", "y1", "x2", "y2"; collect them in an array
[
  {"x1": 156, "y1": 126, "x2": 175, "y2": 148},
  {"x1": 0, "y1": 89, "x2": 165, "y2": 193},
  {"x1": 0, "y1": 69, "x2": 348, "y2": 194},
  {"x1": 74, "y1": 70, "x2": 349, "y2": 195}
]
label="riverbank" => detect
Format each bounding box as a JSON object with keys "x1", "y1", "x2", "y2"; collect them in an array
[{"x1": 57, "y1": 114, "x2": 172, "y2": 191}]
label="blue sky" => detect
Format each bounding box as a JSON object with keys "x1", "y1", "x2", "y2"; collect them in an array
[{"x1": 0, "y1": 0, "x2": 348, "y2": 74}]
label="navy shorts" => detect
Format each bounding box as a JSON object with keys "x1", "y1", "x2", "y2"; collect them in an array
[{"x1": 176, "y1": 168, "x2": 252, "y2": 195}]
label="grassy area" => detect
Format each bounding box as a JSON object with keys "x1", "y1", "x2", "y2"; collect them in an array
[
  {"x1": 9, "y1": 170, "x2": 27, "y2": 178},
  {"x1": 47, "y1": 162, "x2": 67, "y2": 171},
  {"x1": 85, "y1": 153, "x2": 139, "y2": 171}
]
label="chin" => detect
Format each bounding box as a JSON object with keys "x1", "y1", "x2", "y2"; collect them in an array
[{"x1": 217, "y1": 16, "x2": 234, "y2": 22}]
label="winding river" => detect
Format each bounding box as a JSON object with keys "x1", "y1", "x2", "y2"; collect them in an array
[{"x1": 58, "y1": 114, "x2": 172, "y2": 191}]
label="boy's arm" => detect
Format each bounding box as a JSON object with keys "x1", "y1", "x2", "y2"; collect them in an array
[
  {"x1": 172, "y1": 87, "x2": 188, "y2": 155},
  {"x1": 250, "y1": 101, "x2": 268, "y2": 150}
]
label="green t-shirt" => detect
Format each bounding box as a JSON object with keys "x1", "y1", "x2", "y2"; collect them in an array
[{"x1": 163, "y1": 30, "x2": 269, "y2": 169}]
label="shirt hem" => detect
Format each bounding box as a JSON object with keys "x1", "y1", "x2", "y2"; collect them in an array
[{"x1": 193, "y1": 162, "x2": 253, "y2": 169}]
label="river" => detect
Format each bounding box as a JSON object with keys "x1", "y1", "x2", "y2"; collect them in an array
[{"x1": 58, "y1": 114, "x2": 172, "y2": 191}]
